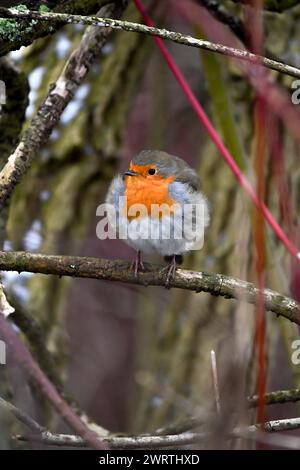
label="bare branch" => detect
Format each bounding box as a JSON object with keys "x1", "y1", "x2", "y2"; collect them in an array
[
  {"x1": 210, "y1": 350, "x2": 221, "y2": 414},
  {"x1": 0, "y1": 7, "x2": 300, "y2": 80},
  {"x1": 249, "y1": 388, "x2": 300, "y2": 407},
  {"x1": 0, "y1": 396, "x2": 44, "y2": 434},
  {"x1": 0, "y1": 251, "x2": 299, "y2": 325},
  {"x1": 16, "y1": 429, "x2": 206, "y2": 449},
  {"x1": 15, "y1": 417, "x2": 300, "y2": 449},
  {"x1": 262, "y1": 417, "x2": 300, "y2": 432}
]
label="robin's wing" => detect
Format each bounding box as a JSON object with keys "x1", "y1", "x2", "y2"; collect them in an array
[
  {"x1": 168, "y1": 180, "x2": 210, "y2": 248},
  {"x1": 173, "y1": 158, "x2": 200, "y2": 191},
  {"x1": 105, "y1": 175, "x2": 126, "y2": 233},
  {"x1": 106, "y1": 175, "x2": 125, "y2": 214}
]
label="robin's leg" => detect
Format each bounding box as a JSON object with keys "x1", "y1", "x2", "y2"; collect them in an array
[
  {"x1": 164, "y1": 254, "x2": 183, "y2": 286},
  {"x1": 130, "y1": 250, "x2": 145, "y2": 277}
]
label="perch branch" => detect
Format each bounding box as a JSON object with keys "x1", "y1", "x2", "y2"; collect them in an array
[
  {"x1": 0, "y1": 7, "x2": 300, "y2": 79},
  {"x1": 0, "y1": 251, "x2": 299, "y2": 325}
]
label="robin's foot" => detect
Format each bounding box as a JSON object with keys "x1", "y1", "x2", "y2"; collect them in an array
[
  {"x1": 164, "y1": 254, "x2": 183, "y2": 287},
  {"x1": 130, "y1": 250, "x2": 144, "y2": 277}
]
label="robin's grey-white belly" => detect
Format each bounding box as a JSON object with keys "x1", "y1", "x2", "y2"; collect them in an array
[{"x1": 120, "y1": 213, "x2": 203, "y2": 256}]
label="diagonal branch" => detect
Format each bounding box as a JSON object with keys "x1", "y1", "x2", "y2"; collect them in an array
[
  {"x1": 0, "y1": 396, "x2": 44, "y2": 434},
  {"x1": 0, "y1": 250, "x2": 299, "y2": 325},
  {"x1": 0, "y1": 1, "x2": 127, "y2": 209},
  {"x1": 0, "y1": 314, "x2": 107, "y2": 449},
  {"x1": 0, "y1": 7, "x2": 300, "y2": 79}
]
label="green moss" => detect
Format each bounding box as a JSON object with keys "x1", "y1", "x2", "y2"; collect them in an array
[
  {"x1": 15, "y1": 4, "x2": 29, "y2": 12},
  {"x1": 0, "y1": 0, "x2": 108, "y2": 56},
  {"x1": 39, "y1": 4, "x2": 51, "y2": 13},
  {"x1": 0, "y1": 12, "x2": 38, "y2": 44},
  {"x1": 0, "y1": 19, "x2": 20, "y2": 42}
]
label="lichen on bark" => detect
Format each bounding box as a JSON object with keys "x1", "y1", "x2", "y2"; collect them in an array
[{"x1": 0, "y1": 0, "x2": 114, "y2": 56}]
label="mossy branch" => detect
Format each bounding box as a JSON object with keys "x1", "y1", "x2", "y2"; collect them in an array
[
  {"x1": 0, "y1": 250, "x2": 299, "y2": 325},
  {"x1": 0, "y1": 1, "x2": 119, "y2": 57},
  {"x1": 249, "y1": 388, "x2": 300, "y2": 407},
  {"x1": 1, "y1": 6, "x2": 300, "y2": 79}
]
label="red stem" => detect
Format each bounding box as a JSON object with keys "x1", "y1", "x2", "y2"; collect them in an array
[{"x1": 133, "y1": 0, "x2": 299, "y2": 262}]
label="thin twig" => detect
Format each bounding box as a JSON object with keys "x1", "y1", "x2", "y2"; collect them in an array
[
  {"x1": 248, "y1": 388, "x2": 300, "y2": 407},
  {"x1": 0, "y1": 251, "x2": 299, "y2": 325},
  {"x1": 0, "y1": 396, "x2": 44, "y2": 434},
  {"x1": 210, "y1": 350, "x2": 221, "y2": 414},
  {"x1": 261, "y1": 417, "x2": 300, "y2": 432},
  {"x1": 16, "y1": 430, "x2": 206, "y2": 449},
  {"x1": 0, "y1": 7, "x2": 299, "y2": 79},
  {"x1": 15, "y1": 418, "x2": 300, "y2": 449}
]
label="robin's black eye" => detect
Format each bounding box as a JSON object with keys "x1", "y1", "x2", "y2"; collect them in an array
[{"x1": 148, "y1": 168, "x2": 156, "y2": 175}]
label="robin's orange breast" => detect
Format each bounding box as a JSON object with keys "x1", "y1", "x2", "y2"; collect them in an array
[{"x1": 124, "y1": 173, "x2": 176, "y2": 221}]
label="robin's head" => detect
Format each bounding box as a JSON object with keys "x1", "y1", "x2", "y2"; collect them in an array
[{"x1": 123, "y1": 150, "x2": 200, "y2": 190}]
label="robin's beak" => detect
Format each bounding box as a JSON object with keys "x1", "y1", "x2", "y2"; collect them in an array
[{"x1": 123, "y1": 170, "x2": 138, "y2": 177}]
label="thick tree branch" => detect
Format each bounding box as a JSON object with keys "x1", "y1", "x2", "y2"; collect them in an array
[
  {"x1": 0, "y1": 7, "x2": 300, "y2": 80},
  {"x1": 0, "y1": 250, "x2": 299, "y2": 325},
  {"x1": 0, "y1": 1, "x2": 127, "y2": 209}
]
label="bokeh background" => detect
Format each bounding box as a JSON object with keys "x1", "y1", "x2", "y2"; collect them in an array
[{"x1": 1, "y1": 0, "x2": 300, "y2": 449}]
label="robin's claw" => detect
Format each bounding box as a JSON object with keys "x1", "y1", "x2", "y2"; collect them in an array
[
  {"x1": 165, "y1": 263, "x2": 176, "y2": 287},
  {"x1": 130, "y1": 250, "x2": 144, "y2": 277},
  {"x1": 164, "y1": 254, "x2": 180, "y2": 287}
]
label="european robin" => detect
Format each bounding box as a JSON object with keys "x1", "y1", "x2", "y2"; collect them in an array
[{"x1": 106, "y1": 150, "x2": 209, "y2": 283}]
